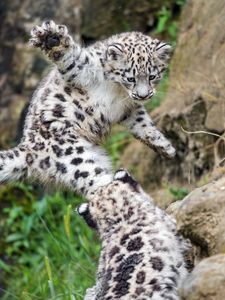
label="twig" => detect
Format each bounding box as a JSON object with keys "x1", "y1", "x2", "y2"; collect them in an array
[{"x1": 181, "y1": 126, "x2": 225, "y2": 140}]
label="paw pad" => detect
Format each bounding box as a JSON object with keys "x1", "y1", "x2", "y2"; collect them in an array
[{"x1": 45, "y1": 34, "x2": 60, "y2": 50}]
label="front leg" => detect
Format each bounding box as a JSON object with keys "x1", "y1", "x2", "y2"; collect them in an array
[
  {"x1": 30, "y1": 20, "x2": 96, "y2": 85},
  {"x1": 121, "y1": 106, "x2": 176, "y2": 158}
]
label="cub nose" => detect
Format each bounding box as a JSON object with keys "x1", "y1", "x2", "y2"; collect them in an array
[
  {"x1": 133, "y1": 91, "x2": 154, "y2": 100},
  {"x1": 137, "y1": 93, "x2": 150, "y2": 99}
]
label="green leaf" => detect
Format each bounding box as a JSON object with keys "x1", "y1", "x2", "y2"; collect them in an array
[
  {"x1": 0, "y1": 259, "x2": 11, "y2": 273},
  {"x1": 6, "y1": 232, "x2": 24, "y2": 242},
  {"x1": 169, "y1": 187, "x2": 189, "y2": 200}
]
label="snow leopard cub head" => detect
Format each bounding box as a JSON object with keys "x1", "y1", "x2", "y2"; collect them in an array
[
  {"x1": 77, "y1": 169, "x2": 149, "y2": 236},
  {"x1": 103, "y1": 32, "x2": 171, "y2": 102}
]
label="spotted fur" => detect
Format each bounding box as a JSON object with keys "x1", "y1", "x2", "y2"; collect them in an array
[
  {"x1": 78, "y1": 170, "x2": 190, "y2": 299},
  {"x1": 0, "y1": 21, "x2": 175, "y2": 196}
]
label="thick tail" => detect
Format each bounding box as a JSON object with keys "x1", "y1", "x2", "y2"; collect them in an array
[{"x1": 0, "y1": 144, "x2": 28, "y2": 184}]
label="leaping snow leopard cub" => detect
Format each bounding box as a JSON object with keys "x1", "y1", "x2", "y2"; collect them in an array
[
  {"x1": 0, "y1": 21, "x2": 175, "y2": 196},
  {"x1": 78, "y1": 169, "x2": 189, "y2": 300}
]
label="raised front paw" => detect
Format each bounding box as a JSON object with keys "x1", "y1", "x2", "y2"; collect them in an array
[
  {"x1": 153, "y1": 141, "x2": 176, "y2": 159},
  {"x1": 29, "y1": 20, "x2": 72, "y2": 53},
  {"x1": 165, "y1": 144, "x2": 176, "y2": 158}
]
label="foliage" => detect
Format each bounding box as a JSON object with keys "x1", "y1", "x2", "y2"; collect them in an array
[
  {"x1": 155, "y1": 0, "x2": 186, "y2": 43},
  {"x1": 104, "y1": 130, "x2": 132, "y2": 167},
  {"x1": 169, "y1": 186, "x2": 189, "y2": 201},
  {"x1": 1, "y1": 191, "x2": 100, "y2": 300}
]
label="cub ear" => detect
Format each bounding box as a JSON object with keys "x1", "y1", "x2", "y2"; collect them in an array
[
  {"x1": 107, "y1": 43, "x2": 124, "y2": 61},
  {"x1": 155, "y1": 42, "x2": 172, "y2": 61},
  {"x1": 77, "y1": 203, "x2": 97, "y2": 229},
  {"x1": 114, "y1": 169, "x2": 140, "y2": 192}
]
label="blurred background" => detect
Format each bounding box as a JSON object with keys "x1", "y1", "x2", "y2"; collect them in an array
[{"x1": 0, "y1": 0, "x2": 224, "y2": 299}]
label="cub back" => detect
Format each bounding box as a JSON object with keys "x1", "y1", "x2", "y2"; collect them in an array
[{"x1": 78, "y1": 170, "x2": 190, "y2": 300}]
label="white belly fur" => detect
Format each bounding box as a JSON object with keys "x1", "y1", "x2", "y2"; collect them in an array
[{"x1": 88, "y1": 81, "x2": 131, "y2": 123}]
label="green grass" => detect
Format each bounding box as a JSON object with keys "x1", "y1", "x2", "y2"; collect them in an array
[{"x1": 1, "y1": 189, "x2": 100, "y2": 300}]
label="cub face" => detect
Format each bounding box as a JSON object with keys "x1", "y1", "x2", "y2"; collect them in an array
[{"x1": 103, "y1": 32, "x2": 171, "y2": 102}]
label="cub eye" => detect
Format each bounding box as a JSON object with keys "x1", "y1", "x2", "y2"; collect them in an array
[
  {"x1": 149, "y1": 75, "x2": 156, "y2": 80},
  {"x1": 127, "y1": 77, "x2": 135, "y2": 83}
]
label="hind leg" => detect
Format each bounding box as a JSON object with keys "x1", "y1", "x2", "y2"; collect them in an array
[
  {"x1": 66, "y1": 139, "x2": 113, "y2": 196},
  {"x1": 30, "y1": 137, "x2": 113, "y2": 197}
]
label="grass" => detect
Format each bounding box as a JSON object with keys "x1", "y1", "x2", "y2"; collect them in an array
[
  {"x1": 104, "y1": 129, "x2": 132, "y2": 168},
  {"x1": 1, "y1": 188, "x2": 100, "y2": 300}
]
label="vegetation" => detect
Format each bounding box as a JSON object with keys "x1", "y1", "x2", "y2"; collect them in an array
[
  {"x1": 155, "y1": 0, "x2": 186, "y2": 43},
  {"x1": 169, "y1": 186, "x2": 189, "y2": 201},
  {"x1": 1, "y1": 189, "x2": 99, "y2": 300}
]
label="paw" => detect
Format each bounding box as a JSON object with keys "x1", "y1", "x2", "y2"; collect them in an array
[
  {"x1": 77, "y1": 203, "x2": 89, "y2": 216},
  {"x1": 114, "y1": 168, "x2": 130, "y2": 180},
  {"x1": 29, "y1": 20, "x2": 71, "y2": 52},
  {"x1": 114, "y1": 169, "x2": 140, "y2": 192},
  {"x1": 165, "y1": 145, "x2": 176, "y2": 158},
  {"x1": 77, "y1": 203, "x2": 97, "y2": 229}
]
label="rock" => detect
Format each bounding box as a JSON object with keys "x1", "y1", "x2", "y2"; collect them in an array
[
  {"x1": 0, "y1": 0, "x2": 82, "y2": 148},
  {"x1": 81, "y1": 0, "x2": 178, "y2": 40},
  {"x1": 180, "y1": 254, "x2": 225, "y2": 300},
  {"x1": 121, "y1": 0, "x2": 225, "y2": 188},
  {"x1": 168, "y1": 176, "x2": 225, "y2": 257},
  {"x1": 119, "y1": 141, "x2": 162, "y2": 189}
]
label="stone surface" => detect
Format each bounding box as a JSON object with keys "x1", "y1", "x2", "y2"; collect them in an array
[
  {"x1": 81, "y1": 0, "x2": 177, "y2": 40},
  {"x1": 0, "y1": 0, "x2": 82, "y2": 148},
  {"x1": 180, "y1": 254, "x2": 225, "y2": 300},
  {"x1": 168, "y1": 176, "x2": 225, "y2": 257}
]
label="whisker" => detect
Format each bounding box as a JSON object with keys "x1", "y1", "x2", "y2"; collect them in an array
[
  {"x1": 120, "y1": 95, "x2": 131, "y2": 104},
  {"x1": 118, "y1": 84, "x2": 132, "y2": 103}
]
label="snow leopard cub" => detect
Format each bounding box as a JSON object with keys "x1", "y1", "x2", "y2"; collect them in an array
[
  {"x1": 0, "y1": 21, "x2": 175, "y2": 196},
  {"x1": 78, "y1": 169, "x2": 190, "y2": 300}
]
